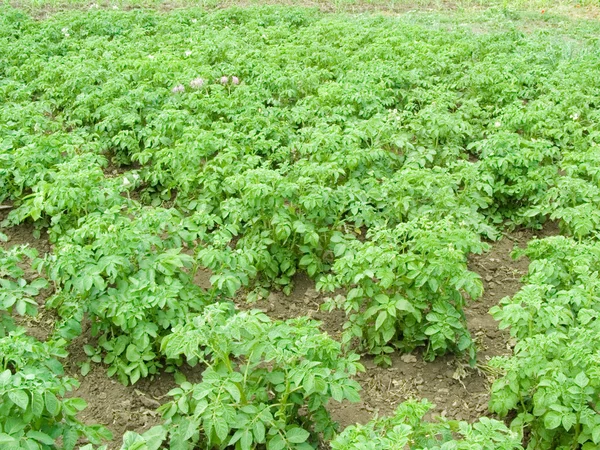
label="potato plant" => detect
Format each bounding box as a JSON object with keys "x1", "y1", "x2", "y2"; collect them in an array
[
  {"x1": 331, "y1": 399, "x2": 522, "y2": 450},
  {"x1": 490, "y1": 237, "x2": 600, "y2": 449},
  {"x1": 319, "y1": 217, "x2": 486, "y2": 365},
  {"x1": 158, "y1": 303, "x2": 362, "y2": 450},
  {"x1": 41, "y1": 206, "x2": 208, "y2": 385},
  {"x1": 0, "y1": 240, "x2": 47, "y2": 336},
  {"x1": 0, "y1": 328, "x2": 111, "y2": 449},
  {"x1": 4, "y1": 154, "x2": 129, "y2": 240}
]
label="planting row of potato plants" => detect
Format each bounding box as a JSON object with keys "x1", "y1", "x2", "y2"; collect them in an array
[{"x1": 1, "y1": 4, "x2": 600, "y2": 448}]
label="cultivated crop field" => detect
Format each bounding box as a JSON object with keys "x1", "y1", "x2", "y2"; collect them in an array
[{"x1": 1, "y1": 2, "x2": 600, "y2": 449}]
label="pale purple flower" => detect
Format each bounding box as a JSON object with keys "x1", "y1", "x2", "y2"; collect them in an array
[
  {"x1": 231, "y1": 76, "x2": 240, "y2": 85},
  {"x1": 172, "y1": 84, "x2": 185, "y2": 94},
  {"x1": 220, "y1": 76, "x2": 229, "y2": 85},
  {"x1": 190, "y1": 77, "x2": 204, "y2": 89}
]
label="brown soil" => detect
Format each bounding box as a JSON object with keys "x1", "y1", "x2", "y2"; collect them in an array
[
  {"x1": 10, "y1": 0, "x2": 600, "y2": 23},
  {"x1": 68, "y1": 360, "x2": 187, "y2": 448},
  {"x1": 1, "y1": 213, "x2": 559, "y2": 447},
  {"x1": 0, "y1": 215, "x2": 52, "y2": 254}
]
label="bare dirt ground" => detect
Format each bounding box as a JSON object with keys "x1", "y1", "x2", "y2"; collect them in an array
[
  {"x1": 9, "y1": 0, "x2": 600, "y2": 23},
  {"x1": 0, "y1": 211, "x2": 558, "y2": 447}
]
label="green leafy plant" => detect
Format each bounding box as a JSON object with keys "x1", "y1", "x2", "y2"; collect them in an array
[
  {"x1": 489, "y1": 237, "x2": 600, "y2": 449},
  {"x1": 538, "y1": 167, "x2": 600, "y2": 240},
  {"x1": 42, "y1": 205, "x2": 208, "y2": 385},
  {"x1": 319, "y1": 217, "x2": 486, "y2": 365},
  {"x1": 158, "y1": 303, "x2": 363, "y2": 450},
  {"x1": 0, "y1": 328, "x2": 112, "y2": 449},
  {"x1": 331, "y1": 399, "x2": 523, "y2": 450},
  {"x1": 473, "y1": 132, "x2": 560, "y2": 227},
  {"x1": 119, "y1": 426, "x2": 166, "y2": 450},
  {"x1": 0, "y1": 242, "x2": 47, "y2": 336},
  {"x1": 4, "y1": 154, "x2": 129, "y2": 239}
]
